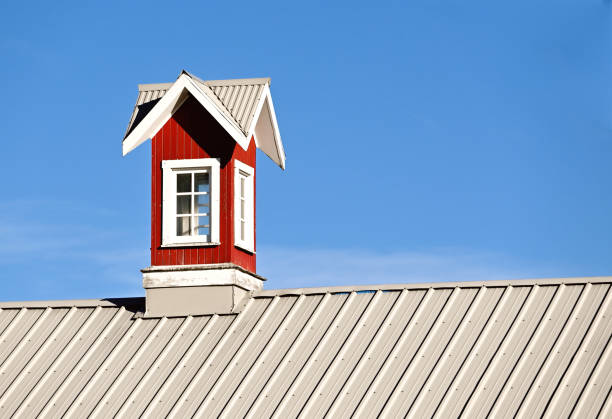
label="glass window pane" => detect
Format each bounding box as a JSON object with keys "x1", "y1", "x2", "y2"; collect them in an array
[
  {"x1": 196, "y1": 194, "x2": 209, "y2": 214},
  {"x1": 176, "y1": 216, "x2": 191, "y2": 236},
  {"x1": 177, "y1": 195, "x2": 191, "y2": 215},
  {"x1": 240, "y1": 177, "x2": 245, "y2": 198},
  {"x1": 241, "y1": 220, "x2": 245, "y2": 241},
  {"x1": 195, "y1": 172, "x2": 210, "y2": 193},
  {"x1": 197, "y1": 215, "x2": 210, "y2": 237},
  {"x1": 177, "y1": 173, "x2": 191, "y2": 193},
  {"x1": 240, "y1": 199, "x2": 245, "y2": 219}
]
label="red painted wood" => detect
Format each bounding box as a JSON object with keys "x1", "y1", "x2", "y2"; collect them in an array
[{"x1": 150, "y1": 96, "x2": 256, "y2": 272}]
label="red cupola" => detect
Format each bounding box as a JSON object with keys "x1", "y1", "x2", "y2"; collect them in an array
[{"x1": 122, "y1": 70, "x2": 285, "y2": 316}]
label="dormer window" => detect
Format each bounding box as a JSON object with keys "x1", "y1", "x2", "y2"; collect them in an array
[{"x1": 161, "y1": 158, "x2": 220, "y2": 247}]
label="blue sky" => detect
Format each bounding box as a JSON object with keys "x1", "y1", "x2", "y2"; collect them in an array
[{"x1": 0, "y1": 0, "x2": 610, "y2": 301}]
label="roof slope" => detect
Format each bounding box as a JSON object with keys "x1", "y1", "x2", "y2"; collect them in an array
[{"x1": 0, "y1": 277, "x2": 610, "y2": 418}]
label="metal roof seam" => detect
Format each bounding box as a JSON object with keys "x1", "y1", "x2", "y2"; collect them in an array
[
  {"x1": 37, "y1": 306, "x2": 128, "y2": 418},
  {"x1": 458, "y1": 284, "x2": 539, "y2": 417},
  {"x1": 511, "y1": 284, "x2": 589, "y2": 417},
  {"x1": 431, "y1": 286, "x2": 511, "y2": 418},
  {"x1": 352, "y1": 288, "x2": 435, "y2": 417},
  {"x1": 378, "y1": 288, "x2": 459, "y2": 417},
  {"x1": 140, "y1": 314, "x2": 222, "y2": 417},
  {"x1": 406, "y1": 286, "x2": 492, "y2": 417},
  {"x1": 164, "y1": 299, "x2": 263, "y2": 418},
  {"x1": 325, "y1": 289, "x2": 409, "y2": 417},
  {"x1": 390, "y1": 288, "x2": 478, "y2": 416},
  {"x1": 271, "y1": 292, "x2": 356, "y2": 418},
  {"x1": 245, "y1": 293, "x2": 333, "y2": 418},
  {"x1": 115, "y1": 315, "x2": 193, "y2": 416},
  {"x1": 487, "y1": 284, "x2": 573, "y2": 417},
  {"x1": 220, "y1": 294, "x2": 307, "y2": 417},
  {"x1": 89, "y1": 317, "x2": 168, "y2": 417},
  {"x1": 301, "y1": 290, "x2": 386, "y2": 417},
  {"x1": 541, "y1": 284, "x2": 612, "y2": 417},
  {"x1": 12, "y1": 306, "x2": 103, "y2": 418},
  {"x1": 320, "y1": 291, "x2": 402, "y2": 417},
  {"x1": 0, "y1": 307, "x2": 76, "y2": 412},
  {"x1": 191, "y1": 296, "x2": 282, "y2": 417}
]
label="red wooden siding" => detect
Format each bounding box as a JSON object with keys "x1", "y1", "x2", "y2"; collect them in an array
[{"x1": 150, "y1": 96, "x2": 256, "y2": 272}]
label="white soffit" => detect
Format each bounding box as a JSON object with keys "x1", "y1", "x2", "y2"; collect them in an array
[{"x1": 123, "y1": 71, "x2": 286, "y2": 169}]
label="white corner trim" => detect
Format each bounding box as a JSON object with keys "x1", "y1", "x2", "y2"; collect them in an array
[
  {"x1": 142, "y1": 267, "x2": 264, "y2": 292},
  {"x1": 234, "y1": 160, "x2": 255, "y2": 253},
  {"x1": 161, "y1": 158, "x2": 220, "y2": 246},
  {"x1": 123, "y1": 73, "x2": 249, "y2": 156}
]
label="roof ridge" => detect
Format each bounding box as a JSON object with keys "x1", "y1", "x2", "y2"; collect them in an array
[
  {"x1": 203, "y1": 77, "x2": 271, "y2": 87},
  {"x1": 254, "y1": 275, "x2": 612, "y2": 297},
  {"x1": 138, "y1": 82, "x2": 172, "y2": 92},
  {"x1": 3, "y1": 276, "x2": 610, "y2": 306}
]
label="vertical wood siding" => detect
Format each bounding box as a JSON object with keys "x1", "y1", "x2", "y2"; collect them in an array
[{"x1": 150, "y1": 97, "x2": 256, "y2": 272}]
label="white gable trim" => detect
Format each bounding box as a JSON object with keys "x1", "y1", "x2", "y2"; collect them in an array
[
  {"x1": 122, "y1": 73, "x2": 250, "y2": 156},
  {"x1": 246, "y1": 84, "x2": 286, "y2": 169}
]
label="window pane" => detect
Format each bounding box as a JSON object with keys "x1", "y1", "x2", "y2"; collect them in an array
[
  {"x1": 241, "y1": 220, "x2": 245, "y2": 241},
  {"x1": 196, "y1": 194, "x2": 209, "y2": 214},
  {"x1": 177, "y1": 173, "x2": 191, "y2": 193},
  {"x1": 240, "y1": 199, "x2": 245, "y2": 219},
  {"x1": 195, "y1": 172, "x2": 210, "y2": 193},
  {"x1": 240, "y1": 177, "x2": 245, "y2": 198},
  {"x1": 176, "y1": 216, "x2": 191, "y2": 236},
  {"x1": 197, "y1": 216, "x2": 210, "y2": 237},
  {"x1": 177, "y1": 195, "x2": 191, "y2": 215},
  {"x1": 197, "y1": 215, "x2": 210, "y2": 228}
]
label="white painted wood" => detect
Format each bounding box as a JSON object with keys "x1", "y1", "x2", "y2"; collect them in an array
[
  {"x1": 142, "y1": 266, "x2": 263, "y2": 292},
  {"x1": 123, "y1": 73, "x2": 249, "y2": 156},
  {"x1": 233, "y1": 159, "x2": 255, "y2": 253},
  {"x1": 162, "y1": 158, "x2": 220, "y2": 246}
]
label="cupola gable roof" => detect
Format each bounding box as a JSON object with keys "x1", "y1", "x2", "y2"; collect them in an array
[{"x1": 123, "y1": 70, "x2": 286, "y2": 169}]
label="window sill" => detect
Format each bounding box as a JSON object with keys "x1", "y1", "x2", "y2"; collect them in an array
[
  {"x1": 160, "y1": 241, "x2": 221, "y2": 248},
  {"x1": 234, "y1": 243, "x2": 256, "y2": 254}
]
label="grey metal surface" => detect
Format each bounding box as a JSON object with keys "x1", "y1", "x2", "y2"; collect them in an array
[
  {"x1": 0, "y1": 278, "x2": 610, "y2": 418},
  {"x1": 124, "y1": 75, "x2": 269, "y2": 140}
]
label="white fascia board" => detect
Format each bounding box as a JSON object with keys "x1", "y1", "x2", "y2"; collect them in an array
[
  {"x1": 123, "y1": 74, "x2": 249, "y2": 156},
  {"x1": 246, "y1": 84, "x2": 286, "y2": 170}
]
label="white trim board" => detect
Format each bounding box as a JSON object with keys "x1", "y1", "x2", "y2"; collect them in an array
[
  {"x1": 123, "y1": 72, "x2": 286, "y2": 169},
  {"x1": 123, "y1": 73, "x2": 248, "y2": 156},
  {"x1": 161, "y1": 158, "x2": 220, "y2": 246}
]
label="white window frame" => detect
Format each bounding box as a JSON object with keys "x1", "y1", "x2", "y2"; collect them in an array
[
  {"x1": 234, "y1": 160, "x2": 255, "y2": 253},
  {"x1": 161, "y1": 158, "x2": 220, "y2": 247}
]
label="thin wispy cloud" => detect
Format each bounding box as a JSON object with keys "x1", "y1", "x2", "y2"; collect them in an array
[
  {"x1": 0, "y1": 198, "x2": 147, "y2": 300},
  {"x1": 258, "y1": 245, "x2": 552, "y2": 290}
]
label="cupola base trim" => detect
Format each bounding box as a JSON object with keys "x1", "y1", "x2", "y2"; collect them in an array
[{"x1": 141, "y1": 263, "x2": 265, "y2": 316}]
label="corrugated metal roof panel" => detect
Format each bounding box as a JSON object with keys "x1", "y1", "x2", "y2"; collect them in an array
[
  {"x1": 124, "y1": 76, "x2": 269, "y2": 140},
  {"x1": 0, "y1": 278, "x2": 610, "y2": 418}
]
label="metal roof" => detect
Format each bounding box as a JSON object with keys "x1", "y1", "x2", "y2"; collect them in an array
[
  {"x1": 124, "y1": 74, "x2": 270, "y2": 140},
  {"x1": 0, "y1": 277, "x2": 610, "y2": 417}
]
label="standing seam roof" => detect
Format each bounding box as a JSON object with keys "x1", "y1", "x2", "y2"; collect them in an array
[{"x1": 0, "y1": 278, "x2": 610, "y2": 418}]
